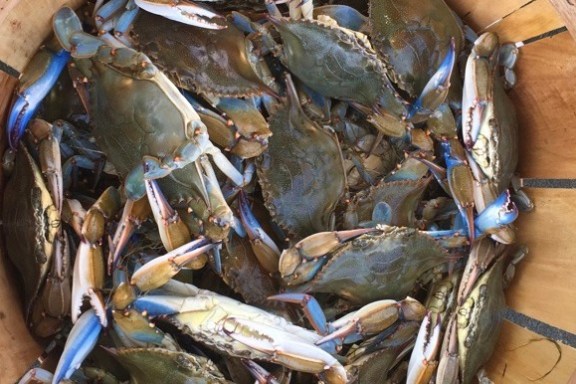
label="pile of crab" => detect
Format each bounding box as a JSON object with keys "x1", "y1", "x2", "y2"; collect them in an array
[{"x1": 5, "y1": 0, "x2": 531, "y2": 383}]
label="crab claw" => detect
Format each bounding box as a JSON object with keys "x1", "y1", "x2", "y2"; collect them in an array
[
  {"x1": 134, "y1": 0, "x2": 226, "y2": 30},
  {"x1": 52, "y1": 309, "x2": 103, "y2": 384},
  {"x1": 112, "y1": 308, "x2": 179, "y2": 349},
  {"x1": 108, "y1": 197, "x2": 152, "y2": 272},
  {"x1": 239, "y1": 191, "x2": 281, "y2": 273},
  {"x1": 7, "y1": 45, "x2": 69, "y2": 149},
  {"x1": 130, "y1": 237, "x2": 216, "y2": 291},
  {"x1": 72, "y1": 187, "x2": 122, "y2": 326},
  {"x1": 242, "y1": 359, "x2": 281, "y2": 384},
  {"x1": 474, "y1": 190, "x2": 518, "y2": 237},
  {"x1": 408, "y1": 38, "x2": 456, "y2": 123},
  {"x1": 279, "y1": 228, "x2": 377, "y2": 283},
  {"x1": 407, "y1": 313, "x2": 442, "y2": 384},
  {"x1": 145, "y1": 179, "x2": 191, "y2": 252},
  {"x1": 223, "y1": 317, "x2": 347, "y2": 384},
  {"x1": 317, "y1": 297, "x2": 426, "y2": 345},
  {"x1": 462, "y1": 33, "x2": 499, "y2": 149}
]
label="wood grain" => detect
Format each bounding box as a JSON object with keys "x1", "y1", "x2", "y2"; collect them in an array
[
  {"x1": 485, "y1": 0, "x2": 565, "y2": 42},
  {"x1": 486, "y1": 321, "x2": 576, "y2": 383},
  {"x1": 444, "y1": 0, "x2": 532, "y2": 31},
  {"x1": 0, "y1": 0, "x2": 83, "y2": 73},
  {"x1": 505, "y1": 188, "x2": 576, "y2": 334},
  {"x1": 510, "y1": 32, "x2": 576, "y2": 179},
  {"x1": 548, "y1": 0, "x2": 576, "y2": 41}
]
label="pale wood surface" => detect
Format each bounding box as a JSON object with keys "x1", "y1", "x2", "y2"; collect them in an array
[
  {"x1": 486, "y1": 321, "x2": 576, "y2": 383},
  {"x1": 511, "y1": 32, "x2": 576, "y2": 179},
  {"x1": 485, "y1": 0, "x2": 565, "y2": 43},
  {"x1": 444, "y1": 0, "x2": 532, "y2": 31},
  {"x1": 548, "y1": 0, "x2": 576, "y2": 41},
  {"x1": 506, "y1": 188, "x2": 576, "y2": 334},
  {"x1": 0, "y1": 71, "x2": 42, "y2": 383},
  {"x1": 0, "y1": 0, "x2": 83, "y2": 73}
]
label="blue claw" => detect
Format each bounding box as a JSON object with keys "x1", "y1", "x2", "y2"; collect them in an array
[
  {"x1": 407, "y1": 38, "x2": 456, "y2": 122},
  {"x1": 7, "y1": 48, "x2": 69, "y2": 149},
  {"x1": 268, "y1": 293, "x2": 329, "y2": 335},
  {"x1": 475, "y1": 190, "x2": 518, "y2": 236},
  {"x1": 52, "y1": 309, "x2": 102, "y2": 384}
]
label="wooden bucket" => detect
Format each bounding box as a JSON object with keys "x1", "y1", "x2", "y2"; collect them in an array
[{"x1": 0, "y1": 0, "x2": 575, "y2": 382}]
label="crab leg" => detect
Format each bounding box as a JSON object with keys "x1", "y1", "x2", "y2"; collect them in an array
[{"x1": 28, "y1": 119, "x2": 63, "y2": 213}]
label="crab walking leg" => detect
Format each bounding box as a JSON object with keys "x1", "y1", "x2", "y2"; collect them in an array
[
  {"x1": 28, "y1": 119, "x2": 64, "y2": 214},
  {"x1": 271, "y1": 293, "x2": 426, "y2": 345}
]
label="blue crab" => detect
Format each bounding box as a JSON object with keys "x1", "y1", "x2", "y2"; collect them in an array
[
  {"x1": 368, "y1": 0, "x2": 463, "y2": 119},
  {"x1": 257, "y1": 75, "x2": 346, "y2": 240},
  {"x1": 53, "y1": 7, "x2": 244, "y2": 201},
  {"x1": 279, "y1": 226, "x2": 467, "y2": 305}
]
